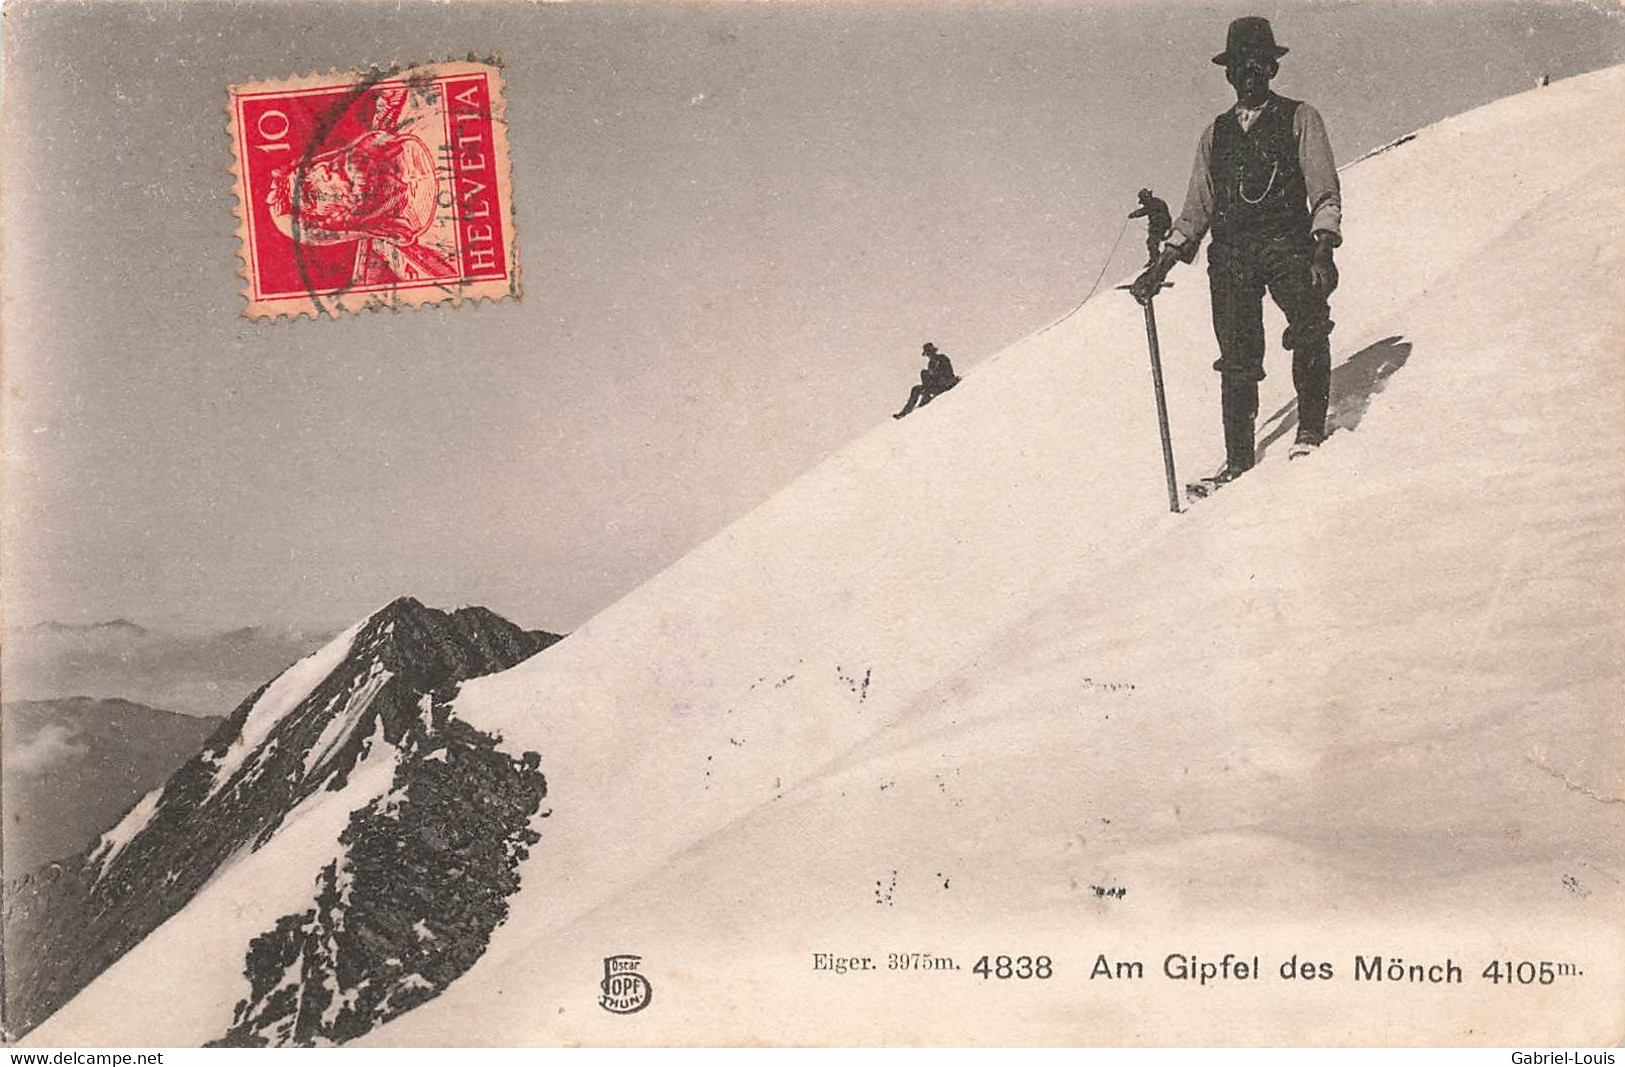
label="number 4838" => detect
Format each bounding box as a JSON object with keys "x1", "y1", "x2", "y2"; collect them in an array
[{"x1": 973, "y1": 955, "x2": 1053, "y2": 980}]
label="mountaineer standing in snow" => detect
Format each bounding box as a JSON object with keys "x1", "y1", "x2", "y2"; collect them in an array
[
  {"x1": 893, "y1": 342, "x2": 960, "y2": 419},
  {"x1": 1131, "y1": 16, "x2": 1342, "y2": 486},
  {"x1": 1128, "y1": 188, "x2": 1172, "y2": 266}
]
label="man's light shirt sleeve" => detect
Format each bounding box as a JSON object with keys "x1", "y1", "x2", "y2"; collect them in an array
[
  {"x1": 1167, "y1": 125, "x2": 1215, "y2": 257},
  {"x1": 1296, "y1": 103, "x2": 1342, "y2": 245}
]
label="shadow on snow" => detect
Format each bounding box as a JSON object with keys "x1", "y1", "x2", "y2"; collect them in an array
[{"x1": 1257, "y1": 334, "x2": 1413, "y2": 459}]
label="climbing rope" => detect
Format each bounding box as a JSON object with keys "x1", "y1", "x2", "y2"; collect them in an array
[{"x1": 1037, "y1": 213, "x2": 1132, "y2": 338}]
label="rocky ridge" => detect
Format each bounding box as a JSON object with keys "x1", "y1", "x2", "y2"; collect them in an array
[{"x1": 2, "y1": 597, "x2": 560, "y2": 1044}]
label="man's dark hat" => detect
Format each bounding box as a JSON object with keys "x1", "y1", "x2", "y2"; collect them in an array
[
  {"x1": 1138, "y1": 188, "x2": 1153, "y2": 199},
  {"x1": 922, "y1": 342, "x2": 938, "y2": 355},
  {"x1": 1212, "y1": 16, "x2": 1289, "y2": 66}
]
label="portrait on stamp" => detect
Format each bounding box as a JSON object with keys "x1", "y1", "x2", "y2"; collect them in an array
[{"x1": 229, "y1": 61, "x2": 518, "y2": 321}]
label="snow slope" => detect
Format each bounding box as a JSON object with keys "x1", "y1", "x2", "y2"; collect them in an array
[
  {"x1": 373, "y1": 66, "x2": 1625, "y2": 1046},
  {"x1": 36, "y1": 68, "x2": 1625, "y2": 1046},
  {"x1": 203, "y1": 620, "x2": 364, "y2": 799}
]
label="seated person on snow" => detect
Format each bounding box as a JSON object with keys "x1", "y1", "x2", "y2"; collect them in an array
[{"x1": 893, "y1": 342, "x2": 960, "y2": 419}]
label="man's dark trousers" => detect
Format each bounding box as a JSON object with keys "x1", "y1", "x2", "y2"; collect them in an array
[{"x1": 1207, "y1": 233, "x2": 1333, "y2": 469}]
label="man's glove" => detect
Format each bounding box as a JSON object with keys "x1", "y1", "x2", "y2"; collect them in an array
[
  {"x1": 1130, "y1": 246, "x2": 1180, "y2": 306},
  {"x1": 1310, "y1": 234, "x2": 1339, "y2": 296}
]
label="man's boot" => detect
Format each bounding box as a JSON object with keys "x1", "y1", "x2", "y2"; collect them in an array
[
  {"x1": 1191, "y1": 377, "x2": 1258, "y2": 497},
  {"x1": 1288, "y1": 319, "x2": 1333, "y2": 458},
  {"x1": 1219, "y1": 376, "x2": 1259, "y2": 480}
]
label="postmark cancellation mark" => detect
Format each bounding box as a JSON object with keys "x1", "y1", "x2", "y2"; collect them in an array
[{"x1": 228, "y1": 60, "x2": 520, "y2": 322}]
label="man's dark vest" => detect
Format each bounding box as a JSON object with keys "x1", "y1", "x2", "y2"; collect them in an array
[{"x1": 1210, "y1": 95, "x2": 1309, "y2": 244}]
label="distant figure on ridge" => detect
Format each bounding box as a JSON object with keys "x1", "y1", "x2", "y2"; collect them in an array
[
  {"x1": 1128, "y1": 188, "x2": 1172, "y2": 266},
  {"x1": 893, "y1": 342, "x2": 960, "y2": 419},
  {"x1": 1131, "y1": 15, "x2": 1343, "y2": 491}
]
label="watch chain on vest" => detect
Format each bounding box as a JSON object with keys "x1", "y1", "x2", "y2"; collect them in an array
[{"x1": 1210, "y1": 97, "x2": 1310, "y2": 244}]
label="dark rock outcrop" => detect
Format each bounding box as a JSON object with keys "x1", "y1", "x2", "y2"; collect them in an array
[
  {"x1": 214, "y1": 714, "x2": 546, "y2": 1046},
  {"x1": 2, "y1": 598, "x2": 560, "y2": 1041}
]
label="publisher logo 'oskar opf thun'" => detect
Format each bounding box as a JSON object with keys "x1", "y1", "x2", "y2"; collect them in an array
[{"x1": 599, "y1": 955, "x2": 653, "y2": 1014}]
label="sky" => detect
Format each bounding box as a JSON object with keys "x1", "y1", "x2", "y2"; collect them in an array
[{"x1": 3, "y1": 0, "x2": 1622, "y2": 635}]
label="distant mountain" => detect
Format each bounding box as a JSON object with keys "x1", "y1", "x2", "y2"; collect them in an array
[
  {"x1": 2, "y1": 598, "x2": 562, "y2": 1042},
  {"x1": 27, "y1": 620, "x2": 149, "y2": 636},
  {"x1": 1, "y1": 698, "x2": 224, "y2": 874},
  {"x1": 2, "y1": 618, "x2": 337, "y2": 717}
]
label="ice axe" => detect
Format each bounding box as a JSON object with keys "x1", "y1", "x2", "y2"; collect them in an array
[{"x1": 1115, "y1": 280, "x2": 1181, "y2": 513}]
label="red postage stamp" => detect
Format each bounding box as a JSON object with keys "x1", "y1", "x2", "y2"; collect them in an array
[{"x1": 228, "y1": 61, "x2": 519, "y2": 321}]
